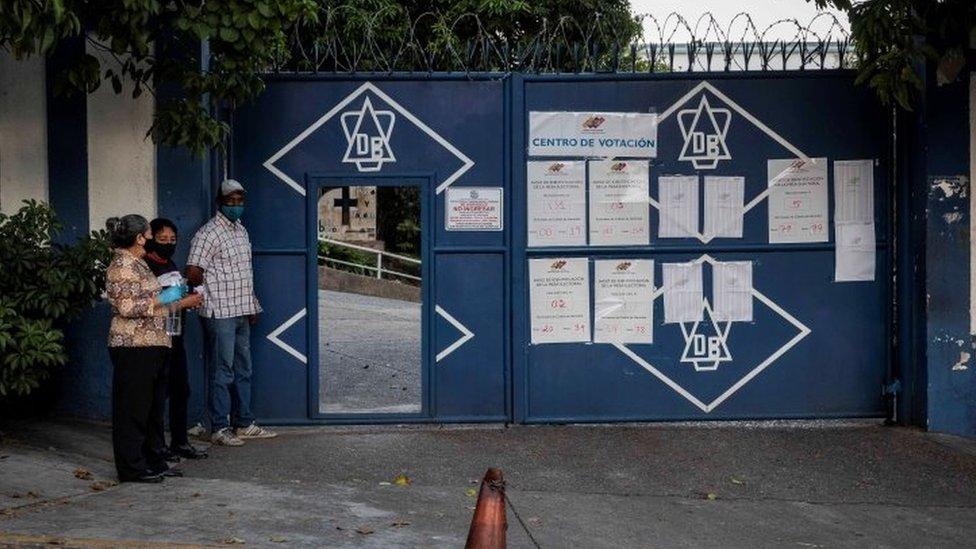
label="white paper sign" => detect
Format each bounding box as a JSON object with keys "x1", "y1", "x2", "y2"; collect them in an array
[
  {"x1": 529, "y1": 111, "x2": 658, "y2": 158},
  {"x1": 588, "y1": 160, "x2": 650, "y2": 246},
  {"x1": 529, "y1": 258, "x2": 591, "y2": 344},
  {"x1": 767, "y1": 158, "x2": 829, "y2": 243},
  {"x1": 834, "y1": 160, "x2": 875, "y2": 224},
  {"x1": 445, "y1": 187, "x2": 503, "y2": 231},
  {"x1": 835, "y1": 222, "x2": 876, "y2": 282},
  {"x1": 527, "y1": 161, "x2": 587, "y2": 247},
  {"x1": 157, "y1": 271, "x2": 184, "y2": 288},
  {"x1": 703, "y1": 176, "x2": 744, "y2": 239},
  {"x1": 712, "y1": 261, "x2": 753, "y2": 322},
  {"x1": 658, "y1": 175, "x2": 700, "y2": 238},
  {"x1": 833, "y1": 160, "x2": 876, "y2": 282},
  {"x1": 594, "y1": 259, "x2": 654, "y2": 344},
  {"x1": 662, "y1": 262, "x2": 704, "y2": 324}
]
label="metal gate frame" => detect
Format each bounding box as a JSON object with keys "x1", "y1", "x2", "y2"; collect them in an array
[
  {"x1": 304, "y1": 173, "x2": 435, "y2": 421},
  {"x1": 230, "y1": 69, "x2": 900, "y2": 424},
  {"x1": 509, "y1": 70, "x2": 896, "y2": 423}
]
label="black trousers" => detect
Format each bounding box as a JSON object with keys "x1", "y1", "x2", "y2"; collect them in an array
[
  {"x1": 166, "y1": 334, "x2": 190, "y2": 447},
  {"x1": 109, "y1": 346, "x2": 169, "y2": 480}
]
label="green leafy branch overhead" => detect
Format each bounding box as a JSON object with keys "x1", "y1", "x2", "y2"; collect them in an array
[
  {"x1": 0, "y1": 0, "x2": 318, "y2": 156},
  {"x1": 812, "y1": 0, "x2": 974, "y2": 110},
  {"x1": 1, "y1": 1, "x2": 972, "y2": 155}
]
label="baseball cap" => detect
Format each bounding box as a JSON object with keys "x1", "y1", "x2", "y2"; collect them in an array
[{"x1": 220, "y1": 178, "x2": 246, "y2": 196}]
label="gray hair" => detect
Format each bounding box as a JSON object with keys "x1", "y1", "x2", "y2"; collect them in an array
[{"x1": 105, "y1": 214, "x2": 150, "y2": 248}]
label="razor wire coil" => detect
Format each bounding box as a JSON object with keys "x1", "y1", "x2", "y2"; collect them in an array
[{"x1": 273, "y1": 10, "x2": 854, "y2": 74}]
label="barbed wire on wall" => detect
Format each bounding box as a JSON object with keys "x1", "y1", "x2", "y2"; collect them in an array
[{"x1": 274, "y1": 10, "x2": 853, "y2": 75}]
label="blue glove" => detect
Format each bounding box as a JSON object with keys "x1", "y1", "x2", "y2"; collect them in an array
[{"x1": 159, "y1": 286, "x2": 183, "y2": 305}]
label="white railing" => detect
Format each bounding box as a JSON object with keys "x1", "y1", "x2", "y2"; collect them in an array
[{"x1": 318, "y1": 238, "x2": 421, "y2": 282}]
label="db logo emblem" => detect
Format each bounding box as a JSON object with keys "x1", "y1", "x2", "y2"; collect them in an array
[
  {"x1": 341, "y1": 97, "x2": 396, "y2": 172},
  {"x1": 679, "y1": 300, "x2": 732, "y2": 372},
  {"x1": 678, "y1": 95, "x2": 731, "y2": 170}
]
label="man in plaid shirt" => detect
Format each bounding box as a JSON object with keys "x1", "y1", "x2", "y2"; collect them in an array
[{"x1": 187, "y1": 179, "x2": 276, "y2": 446}]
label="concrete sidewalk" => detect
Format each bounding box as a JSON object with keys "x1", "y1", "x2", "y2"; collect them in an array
[{"x1": 1, "y1": 419, "x2": 975, "y2": 548}]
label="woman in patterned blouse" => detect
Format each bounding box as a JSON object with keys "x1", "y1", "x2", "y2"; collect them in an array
[{"x1": 105, "y1": 214, "x2": 202, "y2": 483}]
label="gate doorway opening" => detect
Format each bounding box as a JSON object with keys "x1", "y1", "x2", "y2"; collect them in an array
[{"x1": 313, "y1": 179, "x2": 426, "y2": 415}]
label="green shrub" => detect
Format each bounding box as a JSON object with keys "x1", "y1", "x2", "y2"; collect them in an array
[{"x1": 0, "y1": 200, "x2": 112, "y2": 398}]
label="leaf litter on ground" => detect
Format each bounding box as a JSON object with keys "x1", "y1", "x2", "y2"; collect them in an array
[
  {"x1": 73, "y1": 468, "x2": 93, "y2": 480},
  {"x1": 393, "y1": 474, "x2": 411, "y2": 486}
]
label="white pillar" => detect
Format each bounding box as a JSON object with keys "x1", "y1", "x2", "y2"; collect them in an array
[
  {"x1": 86, "y1": 39, "x2": 156, "y2": 231},
  {"x1": 0, "y1": 52, "x2": 49, "y2": 214}
]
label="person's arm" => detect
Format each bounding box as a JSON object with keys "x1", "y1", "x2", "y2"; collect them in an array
[
  {"x1": 186, "y1": 265, "x2": 205, "y2": 287},
  {"x1": 185, "y1": 229, "x2": 213, "y2": 287}
]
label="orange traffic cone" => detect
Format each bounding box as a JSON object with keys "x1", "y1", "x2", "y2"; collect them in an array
[{"x1": 464, "y1": 468, "x2": 507, "y2": 549}]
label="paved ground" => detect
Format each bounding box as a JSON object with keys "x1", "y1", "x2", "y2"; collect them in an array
[
  {"x1": 2, "y1": 419, "x2": 976, "y2": 548},
  {"x1": 318, "y1": 290, "x2": 422, "y2": 414}
]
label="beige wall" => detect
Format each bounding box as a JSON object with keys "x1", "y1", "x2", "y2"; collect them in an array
[
  {"x1": 0, "y1": 52, "x2": 48, "y2": 214},
  {"x1": 85, "y1": 40, "x2": 156, "y2": 231}
]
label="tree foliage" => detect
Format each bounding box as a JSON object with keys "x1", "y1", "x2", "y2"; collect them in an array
[
  {"x1": 813, "y1": 0, "x2": 975, "y2": 110},
  {"x1": 2, "y1": 1, "x2": 970, "y2": 155},
  {"x1": 0, "y1": 1, "x2": 637, "y2": 154},
  {"x1": 0, "y1": 201, "x2": 112, "y2": 398},
  {"x1": 0, "y1": 0, "x2": 318, "y2": 156},
  {"x1": 287, "y1": 0, "x2": 640, "y2": 71}
]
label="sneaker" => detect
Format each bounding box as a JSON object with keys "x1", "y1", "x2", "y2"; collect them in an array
[
  {"x1": 235, "y1": 423, "x2": 277, "y2": 439},
  {"x1": 211, "y1": 427, "x2": 245, "y2": 446},
  {"x1": 187, "y1": 423, "x2": 207, "y2": 439}
]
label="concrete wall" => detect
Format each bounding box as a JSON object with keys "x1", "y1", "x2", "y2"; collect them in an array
[
  {"x1": 319, "y1": 266, "x2": 421, "y2": 303},
  {"x1": 48, "y1": 40, "x2": 212, "y2": 424},
  {"x1": 923, "y1": 61, "x2": 976, "y2": 437},
  {"x1": 40, "y1": 41, "x2": 166, "y2": 422},
  {"x1": 85, "y1": 41, "x2": 156, "y2": 230},
  {"x1": 0, "y1": 52, "x2": 48, "y2": 213}
]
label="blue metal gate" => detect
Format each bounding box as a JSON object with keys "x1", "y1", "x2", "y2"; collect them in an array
[
  {"x1": 233, "y1": 76, "x2": 510, "y2": 423},
  {"x1": 231, "y1": 71, "x2": 890, "y2": 424}
]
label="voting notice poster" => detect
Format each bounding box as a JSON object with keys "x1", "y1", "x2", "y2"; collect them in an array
[
  {"x1": 835, "y1": 222, "x2": 876, "y2": 282},
  {"x1": 658, "y1": 175, "x2": 700, "y2": 238},
  {"x1": 662, "y1": 262, "x2": 704, "y2": 324},
  {"x1": 529, "y1": 258, "x2": 591, "y2": 344},
  {"x1": 834, "y1": 159, "x2": 876, "y2": 282},
  {"x1": 712, "y1": 261, "x2": 753, "y2": 322},
  {"x1": 588, "y1": 160, "x2": 650, "y2": 246},
  {"x1": 703, "y1": 176, "x2": 745, "y2": 239},
  {"x1": 527, "y1": 161, "x2": 587, "y2": 247},
  {"x1": 767, "y1": 158, "x2": 829, "y2": 244},
  {"x1": 529, "y1": 111, "x2": 658, "y2": 158},
  {"x1": 594, "y1": 259, "x2": 654, "y2": 344}
]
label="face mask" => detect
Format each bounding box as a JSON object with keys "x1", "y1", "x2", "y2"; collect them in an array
[
  {"x1": 153, "y1": 242, "x2": 177, "y2": 260},
  {"x1": 221, "y1": 205, "x2": 244, "y2": 222}
]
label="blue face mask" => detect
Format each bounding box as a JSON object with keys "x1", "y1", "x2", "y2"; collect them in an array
[{"x1": 220, "y1": 205, "x2": 244, "y2": 221}]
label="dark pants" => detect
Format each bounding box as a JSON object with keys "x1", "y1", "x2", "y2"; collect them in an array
[
  {"x1": 166, "y1": 334, "x2": 190, "y2": 447},
  {"x1": 109, "y1": 346, "x2": 169, "y2": 481}
]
